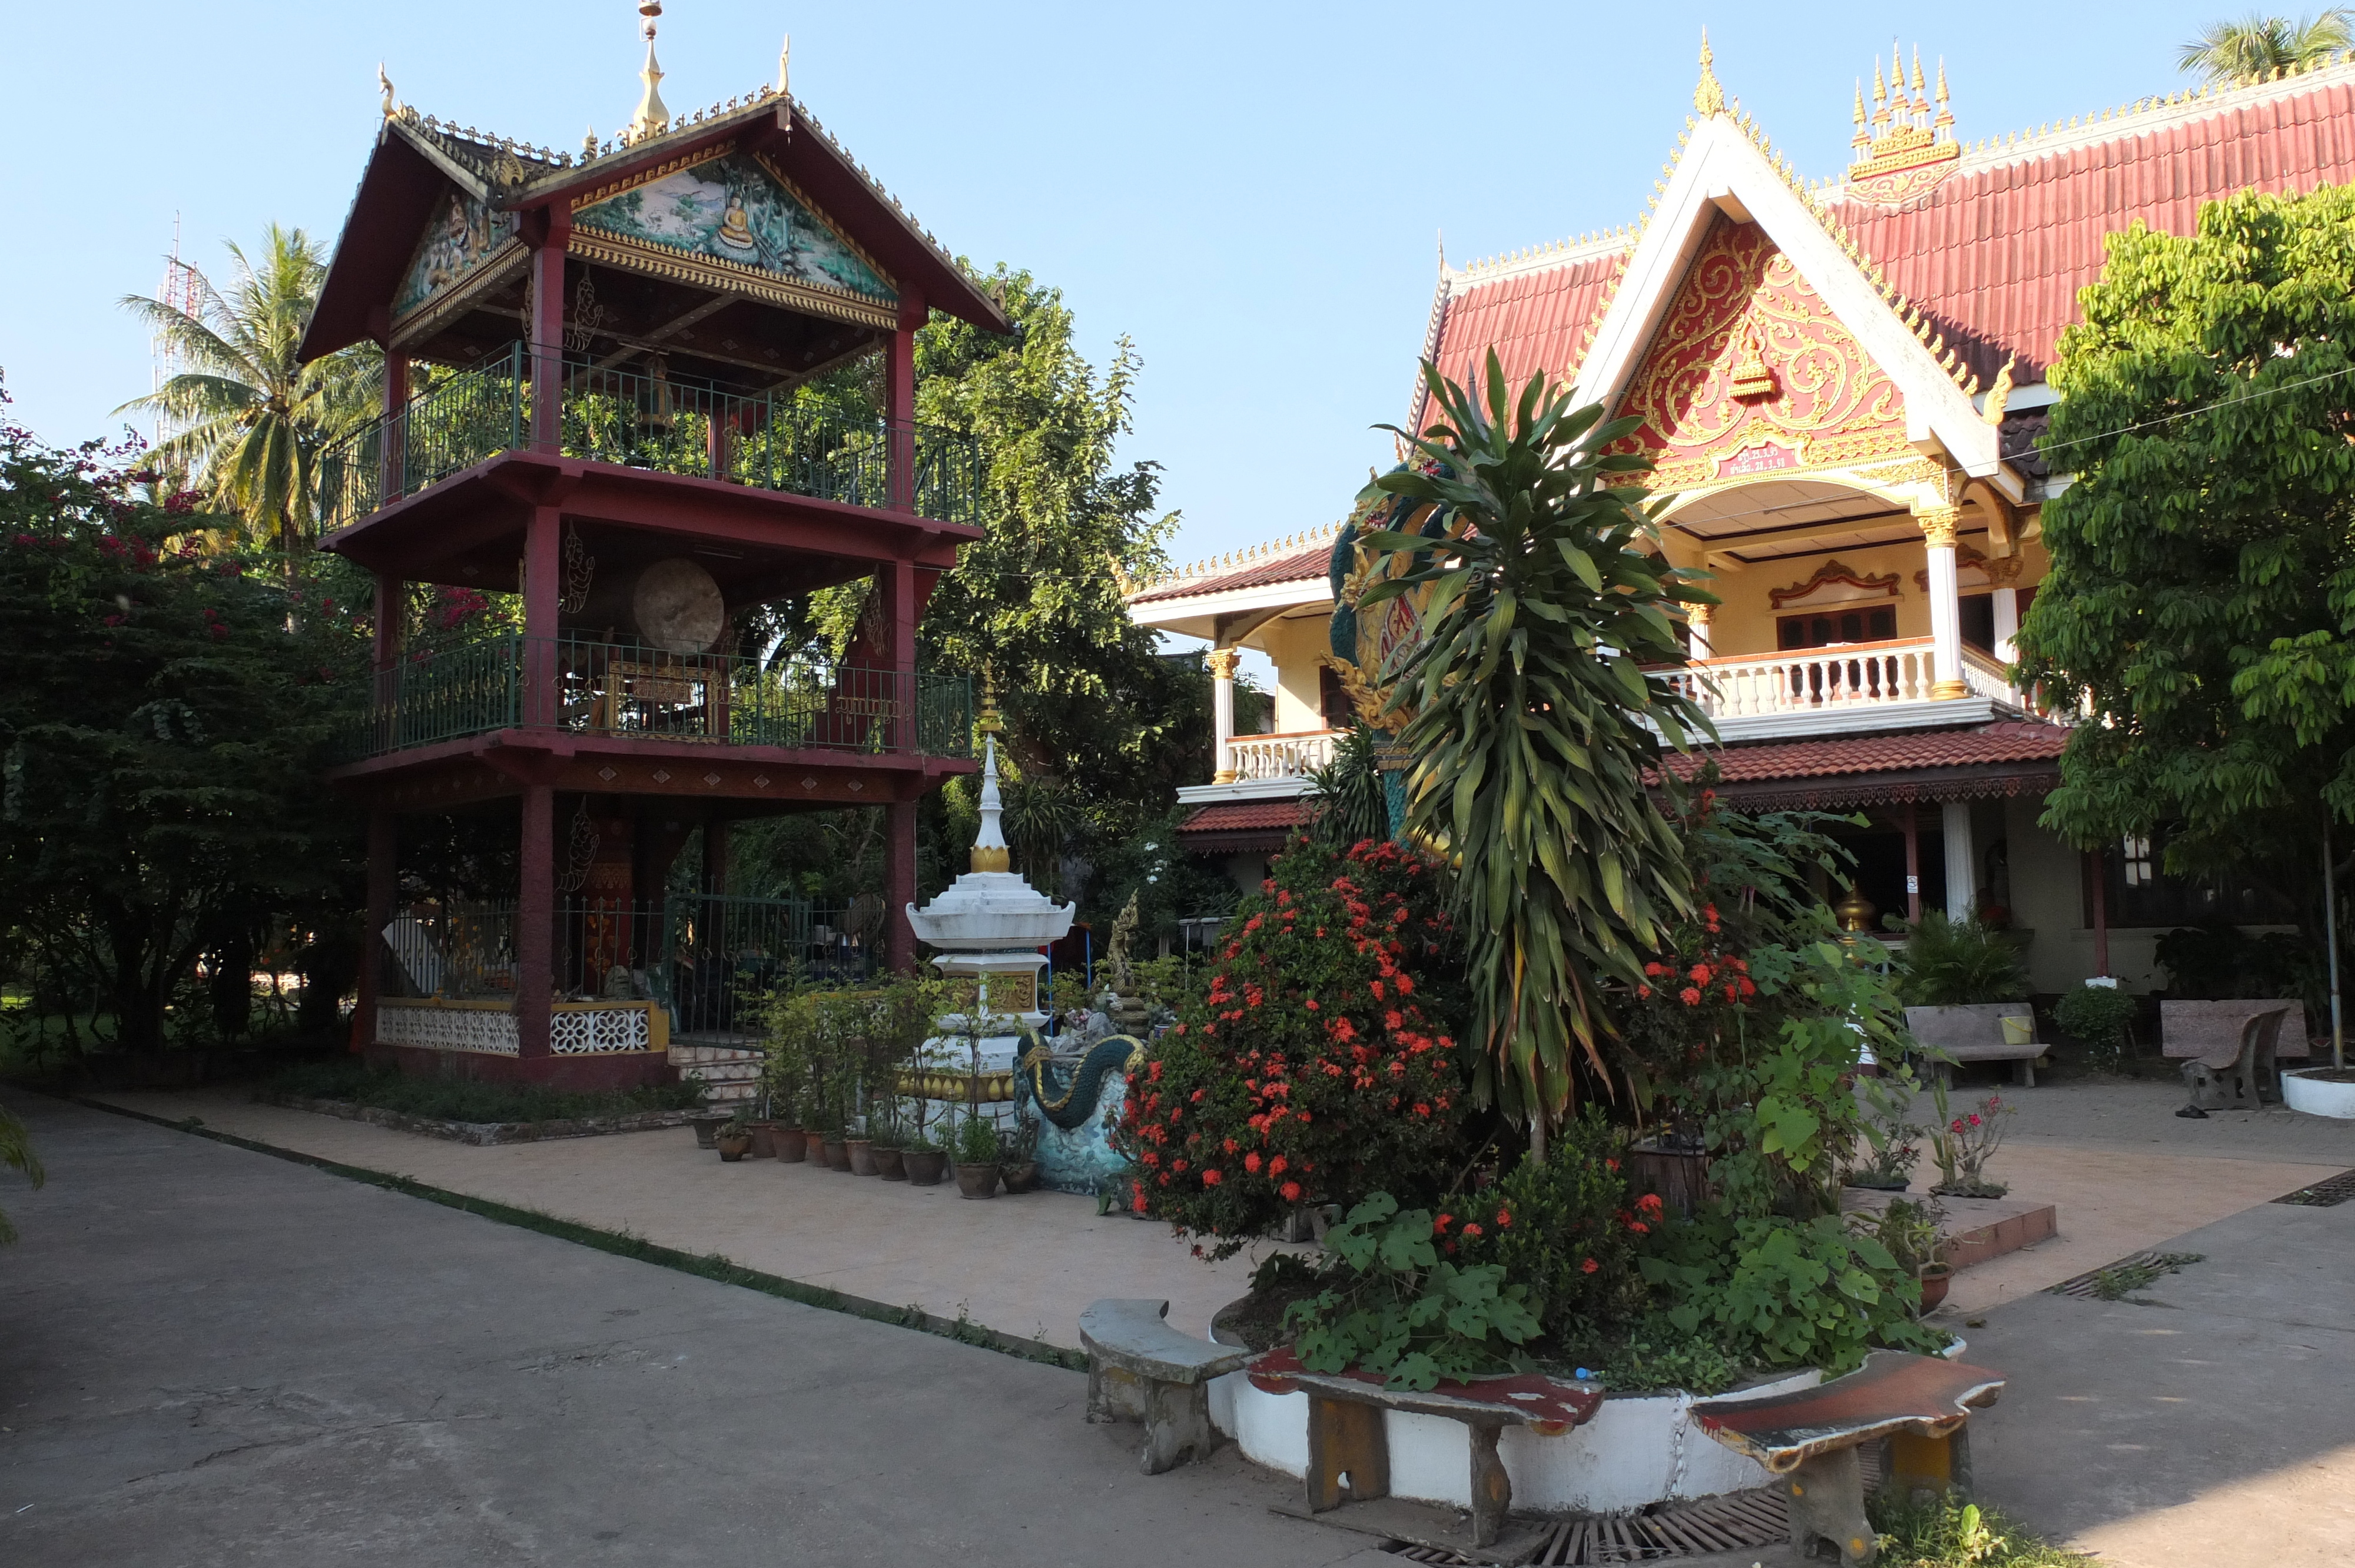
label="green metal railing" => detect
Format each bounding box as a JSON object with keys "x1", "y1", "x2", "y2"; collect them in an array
[
  {"x1": 318, "y1": 347, "x2": 983, "y2": 530},
  {"x1": 346, "y1": 634, "x2": 974, "y2": 762}
]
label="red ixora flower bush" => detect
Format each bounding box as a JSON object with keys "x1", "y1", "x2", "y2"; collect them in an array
[{"x1": 1115, "y1": 836, "x2": 1470, "y2": 1258}]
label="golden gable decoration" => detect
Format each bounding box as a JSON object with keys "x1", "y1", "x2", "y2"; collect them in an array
[{"x1": 1846, "y1": 44, "x2": 1960, "y2": 207}]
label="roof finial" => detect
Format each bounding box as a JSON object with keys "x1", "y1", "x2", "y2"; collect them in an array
[
  {"x1": 778, "y1": 33, "x2": 791, "y2": 97},
  {"x1": 378, "y1": 63, "x2": 397, "y2": 120},
  {"x1": 1694, "y1": 28, "x2": 1727, "y2": 117},
  {"x1": 628, "y1": 2, "x2": 669, "y2": 142}
]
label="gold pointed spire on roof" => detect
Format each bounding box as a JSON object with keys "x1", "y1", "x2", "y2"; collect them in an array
[
  {"x1": 1847, "y1": 39, "x2": 1961, "y2": 201},
  {"x1": 628, "y1": 2, "x2": 670, "y2": 142},
  {"x1": 378, "y1": 64, "x2": 397, "y2": 120},
  {"x1": 1693, "y1": 29, "x2": 1726, "y2": 117},
  {"x1": 778, "y1": 34, "x2": 791, "y2": 97}
]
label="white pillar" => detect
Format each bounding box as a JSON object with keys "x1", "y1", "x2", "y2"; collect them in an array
[
  {"x1": 1942, "y1": 799, "x2": 1976, "y2": 921},
  {"x1": 1918, "y1": 504, "x2": 1967, "y2": 699},
  {"x1": 1207, "y1": 646, "x2": 1239, "y2": 783},
  {"x1": 1687, "y1": 602, "x2": 1714, "y2": 660}
]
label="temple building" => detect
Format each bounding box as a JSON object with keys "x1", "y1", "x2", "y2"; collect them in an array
[
  {"x1": 303, "y1": 12, "x2": 998, "y2": 1086},
  {"x1": 1132, "y1": 40, "x2": 2355, "y2": 992}
]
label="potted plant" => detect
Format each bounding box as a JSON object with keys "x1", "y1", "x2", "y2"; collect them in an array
[
  {"x1": 1928, "y1": 1079, "x2": 2014, "y2": 1198},
  {"x1": 1853, "y1": 1197, "x2": 1949, "y2": 1314},
  {"x1": 761, "y1": 992, "x2": 815, "y2": 1161},
  {"x1": 954, "y1": 1111, "x2": 1002, "y2": 1198},
  {"x1": 1000, "y1": 1110, "x2": 1040, "y2": 1194},
  {"x1": 687, "y1": 1109, "x2": 732, "y2": 1150},
  {"x1": 868, "y1": 1094, "x2": 907, "y2": 1180},
  {"x1": 844, "y1": 1125, "x2": 877, "y2": 1176},
  {"x1": 901, "y1": 1130, "x2": 947, "y2": 1186},
  {"x1": 715, "y1": 1112, "x2": 754, "y2": 1162}
]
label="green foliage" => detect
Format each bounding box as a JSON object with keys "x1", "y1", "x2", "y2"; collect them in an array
[
  {"x1": 1082, "y1": 810, "x2": 1239, "y2": 949},
  {"x1": 1868, "y1": 1494, "x2": 2084, "y2": 1568},
  {"x1": 1283, "y1": 1192, "x2": 1541, "y2": 1391},
  {"x1": 954, "y1": 1111, "x2": 1001, "y2": 1165},
  {"x1": 2083, "y1": 1250, "x2": 2204, "y2": 1301},
  {"x1": 1305, "y1": 725, "x2": 1391, "y2": 847},
  {"x1": 1358, "y1": 354, "x2": 1713, "y2": 1131},
  {"x1": 0, "y1": 1100, "x2": 43, "y2": 1245},
  {"x1": 114, "y1": 225, "x2": 379, "y2": 553},
  {"x1": 1894, "y1": 913, "x2": 2028, "y2": 1006},
  {"x1": 1115, "y1": 836, "x2": 1469, "y2": 1256},
  {"x1": 1853, "y1": 1197, "x2": 1946, "y2": 1277},
  {"x1": 1452, "y1": 1107, "x2": 1645, "y2": 1340},
  {"x1": 2054, "y1": 983, "x2": 2140, "y2": 1067},
  {"x1": 260, "y1": 1059, "x2": 705, "y2": 1124},
  {"x1": 0, "y1": 411, "x2": 368, "y2": 1052},
  {"x1": 1638, "y1": 1210, "x2": 1947, "y2": 1375},
  {"x1": 2018, "y1": 183, "x2": 2355, "y2": 891},
  {"x1": 764, "y1": 975, "x2": 946, "y2": 1131},
  {"x1": 2177, "y1": 9, "x2": 2353, "y2": 82},
  {"x1": 1573, "y1": 1324, "x2": 1743, "y2": 1396},
  {"x1": 2154, "y1": 918, "x2": 2308, "y2": 999}
]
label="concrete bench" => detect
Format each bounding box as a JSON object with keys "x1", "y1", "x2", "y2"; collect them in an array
[
  {"x1": 2164, "y1": 999, "x2": 2310, "y2": 1062},
  {"x1": 1078, "y1": 1298, "x2": 1251, "y2": 1474},
  {"x1": 1691, "y1": 1349, "x2": 2006, "y2": 1568},
  {"x1": 1248, "y1": 1347, "x2": 1603, "y2": 1556},
  {"x1": 1903, "y1": 1004, "x2": 2044, "y2": 1087},
  {"x1": 2180, "y1": 1006, "x2": 2291, "y2": 1114}
]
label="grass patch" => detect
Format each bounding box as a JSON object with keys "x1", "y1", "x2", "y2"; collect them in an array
[
  {"x1": 2087, "y1": 1251, "x2": 2203, "y2": 1301},
  {"x1": 259, "y1": 1059, "x2": 705, "y2": 1125},
  {"x1": 1869, "y1": 1494, "x2": 2087, "y2": 1567}
]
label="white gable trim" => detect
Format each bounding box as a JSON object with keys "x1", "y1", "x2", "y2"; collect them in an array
[{"x1": 1571, "y1": 115, "x2": 2018, "y2": 503}]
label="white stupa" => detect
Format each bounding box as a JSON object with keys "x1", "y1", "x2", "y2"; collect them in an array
[{"x1": 905, "y1": 702, "x2": 1074, "y2": 1051}]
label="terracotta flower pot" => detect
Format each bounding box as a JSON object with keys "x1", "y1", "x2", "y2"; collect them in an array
[
  {"x1": 954, "y1": 1161, "x2": 1002, "y2": 1200},
  {"x1": 901, "y1": 1150, "x2": 947, "y2": 1187},
  {"x1": 822, "y1": 1137, "x2": 850, "y2": 1171},
  {"x1": 1918, "y1": 1265, "x2": 1954, "y2": 1313},
  {"x1": 747, "y1": 1121, "x2": 778, "y2": 1159},
  {"x1": 1000, "y1": 1160, "x2": 1040, "y2": 1194},
  {"x1": 845, "y1": 1138, "x2": 877, "y2": 1176},
  {"x1": 689, "y1": 1114, "x2": 729, "y2": 1150},
  {"x1": 717, "y1": 1134, "x2": 753, "y2": 1162},
  {"x1": 774, "y1": 1127, "x2": 808, "y2": 1163},
  {"x1": 873, "y1": 1147, "x2": 907, "y2": 1180}
]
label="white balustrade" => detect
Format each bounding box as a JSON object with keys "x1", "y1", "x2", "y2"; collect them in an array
[
  {"x1": 1667, "y1": 639, "x2": 1936, "y2": 720},
  {"x1": 1222, "y1": 729, "x2": 1342, "y2": 782},
  {"x1": 1959, "y1": 645, "x2": 2027, "y2": 710}
]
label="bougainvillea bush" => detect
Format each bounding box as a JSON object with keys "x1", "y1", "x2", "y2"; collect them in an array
[{"x1": 1115, "y1": 835, "x2": 1470, "y2": 1257}]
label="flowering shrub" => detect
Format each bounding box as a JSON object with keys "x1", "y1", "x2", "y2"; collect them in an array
[
  {"x1": 1115, "y1": 836, "x2": 1468, "y2": 1257},
  {"x1": 1450, "y1": 1108, "x2": 1648, "y2": 1338}
]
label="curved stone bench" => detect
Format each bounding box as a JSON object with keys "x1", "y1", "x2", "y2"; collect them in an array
[
  {"x1": 1079, "y1": 1298, "x2": 1251, "y2": 1474},
  {"x1": 1690, "y1": 1350, "x2": 2006, "y2": 1568}
]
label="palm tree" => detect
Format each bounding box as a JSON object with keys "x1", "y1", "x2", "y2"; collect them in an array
[
  {"x1": 117, "y1": 225, "x2": 379, "y2": 556},
  {"x1": 2178, "y1": 9, "x2": 2354, "y2": 82}
]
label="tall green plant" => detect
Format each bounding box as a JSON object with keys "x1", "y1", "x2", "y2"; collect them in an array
[
  {"x1": 1895, "y1": 912, "x2": 2028, "y2": 1005},
  {"x1": 0, "y1": 1102, "x2": 43, "y2": 1245},
  {"x1": 1357, "y1": 354, "x2": 1714, "y2": 1142},
  {"x1": 1305, "y1": 724, "x2": 1390, "y2": 846}
]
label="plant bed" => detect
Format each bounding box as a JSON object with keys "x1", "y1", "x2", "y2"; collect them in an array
[
  {"x1": 2283, "y1": 1068, "x2": 2355, "y2": 1119},
  {"x1": 256, "y1": 1061, "x2": 704, "y2": 1140}
]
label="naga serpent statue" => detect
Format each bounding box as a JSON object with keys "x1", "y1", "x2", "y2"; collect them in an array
[{"x1": 1015, "y1": 1034, "x2": 1146, "y2": 1131}]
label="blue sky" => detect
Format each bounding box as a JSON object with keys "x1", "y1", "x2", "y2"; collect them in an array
[{"x1": 4, "y1": 1, "x2": 2235, "y2": 570}]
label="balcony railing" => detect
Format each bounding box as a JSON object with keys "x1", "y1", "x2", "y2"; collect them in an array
[
  {"x1": 1223, "y1": 727, "x2": 1344, "y2": 782},
  {"x1": 1655, "y1": 638, "x2": 2038, "y2": 723},
  {"x1": 344, "y1": 634, "x2": 973, "y2": 762},
  {"x1": 317, "y1": 345, "x2": 984, "y2": 531}
]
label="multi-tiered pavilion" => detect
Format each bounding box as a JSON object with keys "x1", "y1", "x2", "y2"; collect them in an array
[{"x1": 302, "y1": 21, "x2": 1003, "y2": 1086}]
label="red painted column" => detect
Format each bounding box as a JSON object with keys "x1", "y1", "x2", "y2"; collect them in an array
[
  {"x1": 371, "y1": 572, "x2": 404, "y2": 747},
  {"x1": 883, "y1": 293, "x2": 924, "y2": 512},
  {"x1": 526, "y1": 211, "x2": 571, "y2": 453},
  {"x1": 379, "y1": 351, "x2": 408, "y2": 505},
  {"x1": 517, "y1": 786, "x2": 555, "y2": 1064},
  {"x1": 1902, "y1": 800, "x2": 1922, "y2": 924},
  {"x1": 887, "y1": 800, "x2": 918, "y2": 975},
  {"x1": 522, "y1": 505, "x2": 562, "y2": 728},
  {"x1": 360, "y1": 811, "x2": 396, "y2": 1053}
]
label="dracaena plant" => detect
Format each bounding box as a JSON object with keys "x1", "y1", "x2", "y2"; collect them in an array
[{"x1": 1356, "y1": 352, "x2": 1715, "y2": 1148}]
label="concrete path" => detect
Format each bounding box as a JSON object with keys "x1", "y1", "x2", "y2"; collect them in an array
[
  {"x1": 1970, "y1": 1195, "x2": 2355, "y2": 1568},
  {"x1": 0, "y1": 1092, "x2": 1364, "y2": 1568},
  {"x1": 76, "y1": 1088, "x2": 1274, "y2": 1350}
]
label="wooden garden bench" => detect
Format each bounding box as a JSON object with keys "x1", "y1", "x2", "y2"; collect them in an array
[
  {"x1": 1078, "y1": 1298, "x2": 1251, "y2": 1474},
  {"x1": 1690, "y1": 1350, "x2": 2006, "y2": 1568},
  {"x1": 2180, "y1": 1005, "x2": 2291, "y2": 1114},
  {"x1": 1248, "y1": 1347, "x2": 1603, "y2": 1559},
  {"x1": 1903, "y1": 1005, "x2": 2044, "y2": 1086}
]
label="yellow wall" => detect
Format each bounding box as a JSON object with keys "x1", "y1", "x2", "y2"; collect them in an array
[
  {"x1": 1257, "y1": 612, "x2": 1334, "y2": 733},
  {"x1": 1702, "y1": 533, "x2": 2050, "y2": 660}
]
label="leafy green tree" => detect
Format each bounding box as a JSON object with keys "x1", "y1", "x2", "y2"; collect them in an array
[
  {"x1": 0, "y1": 1102, "x2": 41, "y2": 1245},
  {"x1": 2015, "y1": 184, "x2": 2355, "y2": 898},
  {"x1": 2177, "y1": 9, "x2": 2353, "y2": 82},
  {"x1": 1358, "y1": 354, "x2": 1714, "y2": 1148},
  {"x1": 0, "y1": 405, "x2": 367, "y2": 1051},
  {"x1": 115, "y1": 225, "x2": 379, "y2": 558}
]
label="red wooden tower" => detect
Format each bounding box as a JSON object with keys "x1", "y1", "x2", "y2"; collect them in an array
[{"x1": 300, "y1": 25, "x2": 1003, "y2": 1088}]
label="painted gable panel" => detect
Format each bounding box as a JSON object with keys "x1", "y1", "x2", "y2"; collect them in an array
[
  {"x1": 396, "y1": 187, "x2": 520, "y2": 320},
  {"x1": 1611, "y1": 217, "x2": 1910, "y2": 489},
  {"x1": 575, "y1": 152, "x2": 894, "y2": 305}
]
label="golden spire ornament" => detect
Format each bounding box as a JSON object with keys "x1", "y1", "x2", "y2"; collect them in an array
[
  {"x1": 628, "y1": 1, "x2": 670, "y2": 142},
  {"x1": 1694, "y1": 28, "x2": 1727, "y2": 117}
]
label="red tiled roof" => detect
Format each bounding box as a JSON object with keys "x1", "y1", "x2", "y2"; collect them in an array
[
  {"x1": 1180, "y1": 800, "x2": 1303, "y2": 833},
  {"x1": 1129, "y1": 541, "x2": 1332, "y2": 605},
  {"x1": 1426, "y1": 69, "x2": 2355, "y2": 398},
  {"x1": 1664, "y1": 721, "x2": 2070, "y2": 810},
  {"x1": 1829, "y1": 78, "x2": 2355, "y2": 383}
]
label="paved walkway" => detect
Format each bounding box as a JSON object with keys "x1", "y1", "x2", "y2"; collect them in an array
[
  {"x1": 79, "y1": 1088, "x2": 1275, "y2": 1350},
  {"x1": 0, "y1": 1091, "x2": 1373, "y2": 1568}
]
